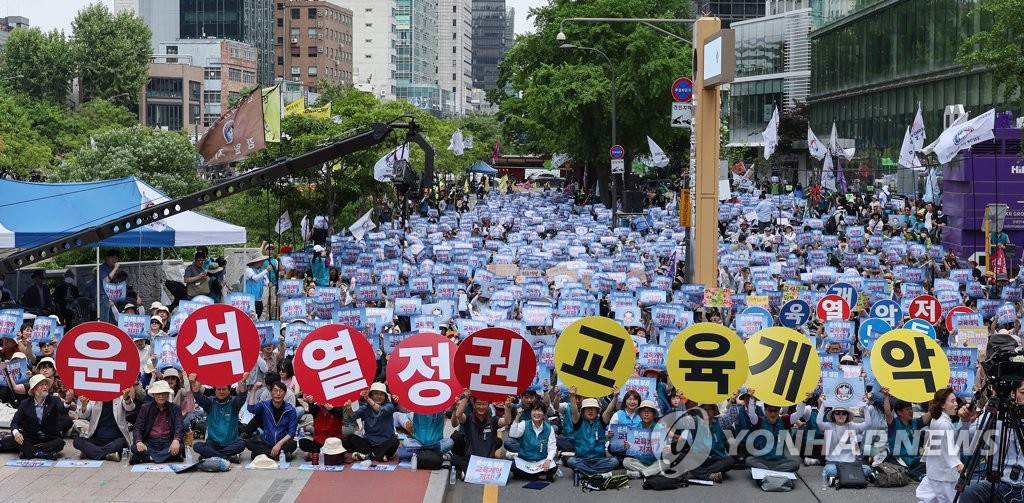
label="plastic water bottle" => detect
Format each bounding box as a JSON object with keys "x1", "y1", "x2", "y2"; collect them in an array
[
  {"x1": 278, "y1": 451, "x2": 286, "y2": 469},
  {"x1": 121, "y1": 448, "x2": 129, "y2": 467},
  {"x1": 318, "y1": 448, "x2": 325, "y2": 467},
  {"x1": 185, "y1": 446, "x2": 194, "y2": 464},
  {"x1": 820, "y1": 468, "x2": 829, "y2": 490},
  {"x1": 449, "y1": 467, "x2": 457, "y2": 484},
  {"x1": 411, "y1": 453, "x2": 418, "y2": 472}
]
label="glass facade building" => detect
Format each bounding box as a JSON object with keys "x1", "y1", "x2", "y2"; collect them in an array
[
  {"x1": 809, "y1": 0, "x2": 1018, "y2": 151},
  {"x1": 179, "y1": 0, "x2": 276, "y2": 86},
  {"x1": 472, "y1": 0, "x2": 506, "y2": 93},
  {"x1": 395, "y1": 0, "x2": 444, "y2": 115},
  {"x1": 695, "y1": 0, "x2": 765, "y2": 27},
  {"x1": 728, "y1": 8, "x2": 811, "y2": 144}
]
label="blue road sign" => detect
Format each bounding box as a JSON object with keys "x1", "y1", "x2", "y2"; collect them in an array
[
  {"x1": 858, "y1": 318, "x2": 892, "y2": 350},
  {"x1": 779, "y1": 300, "x2": 810, "y2": 328},
  {"x1": 609, "y1": 145, "x2": 625, "y2": 160},
  {"x1": 671, "y1": 77, "x2": 693, "y2": 102},
  {"x1": 870, "y1": 299, "x2": 903, "y2": 328}
]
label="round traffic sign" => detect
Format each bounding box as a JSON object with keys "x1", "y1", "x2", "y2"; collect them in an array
[
  {"x1": 945, "y1": 306, "x2": 975, "y2": 333},
  {"x1": 825, "y1": 282, "x2": 859, "y2": 312},
  {"x1": 453, "y1": 328, "x2": 537, "y2": 403},
  {"x1": 779, "y1": 300, "x2": 811, "y2": 328},
  {"x1": 816, "y1": 294, "x2": 851, "y2": 321},
  {"x1": 858, "y1": 318, "x2": 891, "y2": 350},
  {"x1": 609, "y1": 145, "x2": 625, "y2": 160},
  {"x1": 55, "y1": 322, "x2": 140, "y2": 401},
  {"x1": 869, "y1": 299, "x2": 903, "y2": 328},
  {"x1": 671, "y1": 77, "x2": 693, "y2": 102},
  {"x1": 909, "y1": 295, "x2": 942, "y2": 325}
]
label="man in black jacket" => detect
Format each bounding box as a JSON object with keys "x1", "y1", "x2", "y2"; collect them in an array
[
  {"x1": 10, "y1": 374, "x2": 66, "y2": 459},
  {"x1": 130, "y1": 379, "x2": 184, "y2": 464}
]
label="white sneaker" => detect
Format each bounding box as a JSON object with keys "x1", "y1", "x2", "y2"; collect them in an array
[
  {"x1": 504, "y1": 451, "x2": 517, "y2": 461},
  {"x1": 803, "y1": 457, "x2": 821, "y2": 466},
  {"x1": 626, "y1": 470, "x2": 641, "y2": 479}
]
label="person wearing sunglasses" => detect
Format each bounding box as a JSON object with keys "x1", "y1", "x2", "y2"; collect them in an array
[{"x1": 814, "y1": 393, "x2": 874, "y2": 487}]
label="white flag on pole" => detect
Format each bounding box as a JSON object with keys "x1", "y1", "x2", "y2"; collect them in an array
[
  {"x1": 464, "y1": 136, "x2": 474, "y2": 149},
  {"x1": 923, "y1": 167, "x2": 939, "y2": 203},
  {"x1": 348, "y1": 209, "x2": 376, "y2": 241},
  {"x1": 829, "y1": 122, "x2": 855, "y2": 159},
  {"x1": 373, "y1": 144, "x2": 410, "y2": 182},
  {"x1": 550, "y1": 152, "x2": 571, "y2": 169},
  {"x1": 921, "y1": 112, "x2": 968, "y2": 156},
  {"x1": 821, "y1": 152, "x2": 837, "y2": 192},
  {"x1": 647, "y1": 136, "x2": 670, "y2": 168},
  {"x1": 807, "y1": 126, "x2": 828, "y2": 160},
  {"x1": 897, "y1": 126, "x2": 921, "y2": 169},
  {"x1": 909, "y1": 104, "x2": 927, "y2": 151},
  {"x1": 930, "y1": 108, "x2": 995, "y2": 164},
  {"x1": 448, "y1": 128, "x2": 465, "y2": 156},
  {"x1": 275, "y1": 210, "x2": 292, "y2": 234},
  {"x1": 762, "y1": 106, "x2": 780, "y2": 159},
  {"x1": 300, "y1": 214, "x2": 310, "y2": 241}
]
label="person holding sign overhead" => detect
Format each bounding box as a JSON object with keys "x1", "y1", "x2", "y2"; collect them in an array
[
  {"x1": 744, "y1": 388, "x2": 806, "y2": 472},
  {"x1": 72, "y1": 388, "x2": 135, "y2": 462},
  {"x1": 813, "y1": 393, "x2": 874, "y2": 485},
  {"x1": 190, "y1": 372, "x2": 248, "y2": 464},
  {"x1": 564, "y1": 386, "x2": 620, "y2": 478},
  {"x1": 450, "y1": 389, "x2": 513, "y2": 480},
  {"x1": 130, "y1": 379, "x2": 185, "y2": 464},
  {"x1": 245, "y1": 380, "x2": 298, "y2": 462},
  {"x1": 344, "y1": 382, "x2": 399, "y2": 462}
]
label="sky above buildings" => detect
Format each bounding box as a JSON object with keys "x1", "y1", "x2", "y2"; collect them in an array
[{"x1": 0, "y1": 0, "x2": 547, "y2": 35}]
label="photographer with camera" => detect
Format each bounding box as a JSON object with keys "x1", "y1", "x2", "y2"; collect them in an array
[{"x1": 958, "y1": 379, "x2": 1024, "y2": 503}]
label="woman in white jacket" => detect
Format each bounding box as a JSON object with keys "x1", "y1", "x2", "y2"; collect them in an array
[{"x1": 917, "y1": 388, "x2": 964, "y2": 503}]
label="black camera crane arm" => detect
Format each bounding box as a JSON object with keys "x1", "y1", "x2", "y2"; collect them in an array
[{"x1": 0, "y1": 121, "x2": 434, "y2": 274}]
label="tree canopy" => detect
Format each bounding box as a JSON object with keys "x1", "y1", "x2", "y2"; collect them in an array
[
  {"x1": 71, "y1": 2, "x2": 152, "y2": 108},
  {"x1": 959, "y1": 0, "x2": 1018, "y2": 104},
  {"x1": 0, "y1": 27, "x2": 74, "y2": 104},
  {"x1": 491, "y1": 0, "x2": 693, "y2": 187}
]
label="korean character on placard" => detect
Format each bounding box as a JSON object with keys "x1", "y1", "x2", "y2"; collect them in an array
[
  {"x1": 184, "y1": 311, "x2": 245, "y2": 374},
  {"x1": 465, "y1": 336, "x2": 522, "y2": 397},
  {"x1": 397, "y1": 343, "x2": 455, "y2": 406},
  {"x1": 67, "y1": 331, "x2": 128, "y2": 393}
]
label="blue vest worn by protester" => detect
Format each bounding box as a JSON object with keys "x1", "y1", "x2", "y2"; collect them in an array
[{"x1": 518, "y1": 421, "x2": 552, "y2": 463}]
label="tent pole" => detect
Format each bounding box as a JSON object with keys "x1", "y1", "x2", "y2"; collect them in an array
[{"x1": 95, "y1": 247, "x2": 100, "y2": 322}]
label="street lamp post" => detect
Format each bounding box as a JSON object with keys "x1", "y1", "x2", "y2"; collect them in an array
[{"x1": 559, "y1": 43, "x2": 618, "y2": 228}]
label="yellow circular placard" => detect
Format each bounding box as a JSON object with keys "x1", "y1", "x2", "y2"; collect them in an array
[
  {"x1": 554, "y1": 316, "x2": 635, "y2": 398},
  {"x1": 745, "y1": 327, "x2": 821, "y2": 407},
  {"x1": 666, "y1": 323, "x2": 748, "y2": 404},
  {"x1": 871, "y1": 329, "x2": 951, "y2": 403}
]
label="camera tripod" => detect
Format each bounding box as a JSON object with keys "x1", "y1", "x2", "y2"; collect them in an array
[{"x1": 954, "y1": 383, "x2": 1024, "y2": 503}]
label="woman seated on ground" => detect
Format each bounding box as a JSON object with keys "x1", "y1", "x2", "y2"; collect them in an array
[{"x1": 507, "y1": 402, "x2": 559, "y2": 482}]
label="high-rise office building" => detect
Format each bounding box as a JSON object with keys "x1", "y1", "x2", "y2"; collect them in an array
[
  {"x1": 437, "y1": 0, "x2": 473, "y2": 115},
  {"x1": 176, "y1": 0, "x2": 276, "y2": 85},
  {"x1": 503, "y1": 7, "x2": 514, "y2": 51},
  {"x1": 395, "y1": 0, "x2": 442, "y2": 114},
  {"x1": 273, "y1": 0, "x2": 354, "y2": 93},
  {"x1": 340, "y1": 0, "x2": 396, "y2": 101},
  {"x1": 471, "y1": 0, "x2": 505, "y2": 93},
  {"x1": 694, "y1": 0, "x2": 764, "y2": 27}
]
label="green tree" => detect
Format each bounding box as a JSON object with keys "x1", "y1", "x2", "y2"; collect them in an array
[
  {"x1": 491, "y1": 0, "x2": 693, "y2": 200},
  {"x1": 72, "y1": 3, "x2": 152, "y2": 108},
  {"x1": 0, "y1": 91, "x2": 53, "y2": 178},
  {"x1": 54, "y1": 126, "x2": 203, "y2": 197},
  {"x1": 0, "y1": 27, "x2": 74, "y2": 104},
  {"x1": 959, "y1": 0, "x2": 1018, "y2": 104}
]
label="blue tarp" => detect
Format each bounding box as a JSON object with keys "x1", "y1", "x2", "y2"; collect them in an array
[
  {"x1": 469, "y1": 161, "x2": 497, "y2": 175},
  {"x1": 0, "y1": 176, "x2": 246, "y2": 249}
]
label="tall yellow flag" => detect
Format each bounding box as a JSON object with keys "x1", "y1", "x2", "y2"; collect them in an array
[
  {"x1": 484, "y1": 176, "x2": 490, "y2": 192},
  {"x1": 301, "y1": 102, "x2": 331, "y2": 119},
  {"x1": 262, "y1": 86, "x2": 281, "y2": 143},
  {"x1": 284, "y1": 98, "x2": 305, "y2": 116}
]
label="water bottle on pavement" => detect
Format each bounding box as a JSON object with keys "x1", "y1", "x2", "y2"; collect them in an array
[
  {"x1": 449, "y1": 467, "x2": 457, "y2": 484},
  {"x1": 820, "y1": 468, "x2": 829, "y2": 490},
  {"x1": 279, "y1": 452, "x2": 286, "y2": 469},
  {"x1": 185, "y1": 446, "x2": 193, "y2": 464},
  {"x1": 318, "y1": 448, "x2": 325, "y2": 467},
  {"x1": 122, "y1": 448, "x2": 129, "y2": 467},
  {"x1": 411, "y1": 453, "x2": 418, "y2": 472}
]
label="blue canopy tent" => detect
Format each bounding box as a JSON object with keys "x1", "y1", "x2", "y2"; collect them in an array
[
  {"x1": 0, "y1": 176, "x2": 246, "y2": 249},
  {"x1": 468, "y1": 161, "x2": 497, "y2": 175}
]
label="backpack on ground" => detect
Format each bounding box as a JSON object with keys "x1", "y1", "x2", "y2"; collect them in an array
[
  {"x1": 581, "y1": 474, "x2": 630, "y2": 492},
  {"x1": 759, "y1": 475, "x2": 794, "y2": 492},
  {"x1": 836, "y1": 462, "x2": 869, "y2": 489},
  {"x1": 642, "y1": 474, "x2": 687, "y2": 491},
  {"x1": 872, "y1": 462, "x2": 910, "y2": 487}
]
